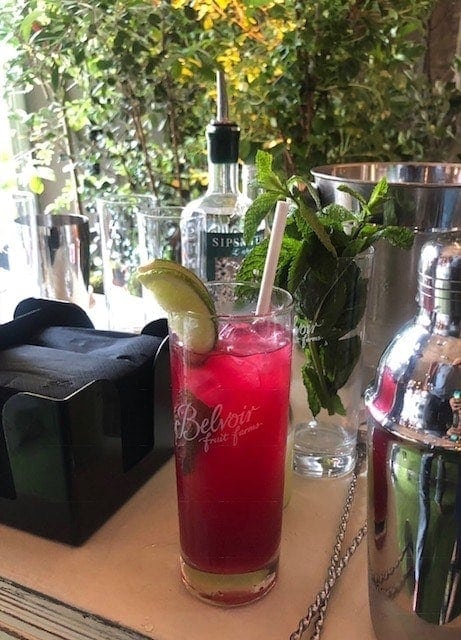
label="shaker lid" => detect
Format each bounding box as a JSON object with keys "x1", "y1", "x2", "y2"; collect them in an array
[
  {"x1": 366, "y1": 232, "x2": 461, "y2": 451},
  {"x1": 418, "y1": 232, "x2": 461, "y2": 314}
]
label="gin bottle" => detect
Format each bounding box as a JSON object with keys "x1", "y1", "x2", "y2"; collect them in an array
[{"x1": 180, "y1": 72, "x2": 257, "y2": 282}]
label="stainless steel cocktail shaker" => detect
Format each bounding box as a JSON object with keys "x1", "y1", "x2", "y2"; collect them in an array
[{"x1": 366, "y1": 233, "x2": 461, "y2": 639}]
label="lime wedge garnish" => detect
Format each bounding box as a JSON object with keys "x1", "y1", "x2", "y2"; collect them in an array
[{"x1": 137, "y1": 259, "x2": 217, "y2": 353}]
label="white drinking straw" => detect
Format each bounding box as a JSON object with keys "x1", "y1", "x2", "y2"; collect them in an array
[{"x1": 256, "y1": 199, "x2": 290, "y2": 315}]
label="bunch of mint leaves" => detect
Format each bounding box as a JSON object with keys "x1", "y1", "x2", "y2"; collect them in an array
[{"x1": 238, "y1": 150, "x2": 414, "y2": 417}]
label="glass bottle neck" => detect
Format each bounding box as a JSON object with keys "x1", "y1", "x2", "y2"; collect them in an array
[{"x1": 206, "y1": 161, "x2": 240, "y2": 195}]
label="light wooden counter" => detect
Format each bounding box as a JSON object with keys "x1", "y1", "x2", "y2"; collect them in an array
[
  {"x1": 0, "y1": 455, "x2": 376, "y2": 640},
  {"x1": 0, "y1": 341, "x2": 377, "y2": 640}
]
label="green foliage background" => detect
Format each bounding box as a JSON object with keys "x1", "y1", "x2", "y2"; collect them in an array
[{"x1": 0, "y1": 0, "x2": 460, "y2": 211}]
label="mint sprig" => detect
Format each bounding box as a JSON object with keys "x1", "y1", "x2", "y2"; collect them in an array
[{"x1": 239, "y1": 150, "x2": 414, "y2": 417}]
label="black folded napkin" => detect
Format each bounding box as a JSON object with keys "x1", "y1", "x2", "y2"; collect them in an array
[{"x1": 0, "y1": 297, "x2": 173, "y2": 544}]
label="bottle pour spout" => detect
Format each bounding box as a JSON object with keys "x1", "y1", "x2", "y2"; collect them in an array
[
  {"x1": 216, "y1": 70, "x2": 229, "y2": 123},
  {"x1": 207, "y1": 70, "x2": 239, "y2": 163}
]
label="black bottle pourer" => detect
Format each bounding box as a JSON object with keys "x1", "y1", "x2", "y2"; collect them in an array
[{"x1": 207, "y1": 70, "x2": 240, "y2": 164}]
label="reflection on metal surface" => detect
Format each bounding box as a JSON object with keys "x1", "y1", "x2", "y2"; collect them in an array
[
  {"x1": 312, "y1": 162, "x2": 461, "y2": 186},
  {"x1": 366, "y1": 233, "x2": 461, "y2": 638},
  {"x1": 367, "y1": 427, "x2": 461, "y2": 638}
]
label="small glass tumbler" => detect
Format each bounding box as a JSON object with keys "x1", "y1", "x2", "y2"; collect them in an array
[
  {"x1": 1, "y1": 191, "x2": 40, "y2": 322},
  {"x1": 292, "y1": 249, "x2": 373, "y2": 478},
  {"x1": 137, "y1": 205, "x2": 182, "y2": 322},
  {"x1": 97, "y1": 193, "x2": 156, "y2": 332},
  {"x1": 169, "y1": 282, "x2": 293, "y2": 606}
]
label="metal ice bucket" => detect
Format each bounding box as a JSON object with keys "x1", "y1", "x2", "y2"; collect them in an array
[
  {"x1": 16, "y1": 213, "x2": 90, "y2": 308},
  {"x1": 311, "y1": 162, "x2": 461, "y2": 382}
]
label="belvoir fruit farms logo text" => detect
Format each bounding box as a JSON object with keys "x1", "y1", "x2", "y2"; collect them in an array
[{"x1": 174, "y1": 399, "x2": 262, "y2": 452}]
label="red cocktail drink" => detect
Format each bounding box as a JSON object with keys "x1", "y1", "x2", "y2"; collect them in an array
[{"x1": 169, "y1": 282, "x2": 293, "y2": 605}]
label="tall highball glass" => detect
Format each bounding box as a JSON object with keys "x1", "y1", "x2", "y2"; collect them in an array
[{"x1": 169, "y1": 282, "x2": 293, "y2": 606}]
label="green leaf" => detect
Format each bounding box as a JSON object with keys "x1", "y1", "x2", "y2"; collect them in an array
[
  {"x1": 96, "y1": 59, "x2": 114, "y2": 70},
  {"x1": 301, "y1": 364, "x2": 323, "y2": 417},
  {"x1": 20, "y1": 9, "x2": 44, "y2": 41},
  {"x1": 367, "y1": 177, "x2": 389, "y2": 211},
  {"x1": 287, "y1": 175, "x2": 321, "y2": 210},
  {"x1": 295, "y1": 260, "x2": 346, "y2": 335},
  {"x1": 337, "y1": 184, "x2": 368, "y2": 207},
  {"x1": 301, "y1": 356, "x2": 346, "y2": 417},
  {"x1": 255, "y1": 150, "x2": 286, "y2": 193},
  {"x1": 342, "y1": 236, "x2": 371, "y2": 256},
  {"x1": 379, "y1": 226, "x2": 414, "y2": 249},
  {"x1": 329, "y1": 261, "x2": 368, "y2": 338},
  {"x1": 328, "y1": 394, "x2": 347, "y2": 416},
  {"x1": 287, "y1": 240, "x2": 311, "y2": 293},
  {"x1": 295, "y1": 255, "x2": 368, "y2": 343},
  {"x1": 321, "y1": 203, "x2": 359, "y2": 224},
  {"x1": 29, "y1": 175, "x2": 45, "y2": 194},
  {"x1": 303, "y1": 180, "x2": 322, "y2": 210},
  {"x1": 243, "y1": 191, "x2": 279, "y2": 244},
  {"x1": 322, "y1": 335, "x2": 361, "y2": 391},
  {"x1": 297, "y1": 201, "x2": 337, "y2": 257},
  {"x1": 337, "y1": 177, "x2": 389, "y2": 223},
  {"x1": 51, "y1": 65, "x2": 60, "y2": 91},
  {"x1": 245, "y1": 0, "x2": 271, "y2": 7},
  {"x1": 382, "y1": 198, "x2": 397, "y2": 226},
  {"x1": 254, "y1": 149, "x2": 274, "y2": 180},
  {"x1": 293, "y1": 205, "x2": 314, "y2": 241},
  {"x1": 113, "y1": 30, "x2": 127, "y2": 52},
  {"x1": 275, "y1": 237, "x2": 302, "y2": 289},
  {"x1": 74, "y1": 47, "x2": 85, "y2": 66},
  {"x1": 238, "y1": 238, "x2": 269, "y2": 282},
  {"x1": 237, "y1": 235, "x2": 300, "y2": 291}
]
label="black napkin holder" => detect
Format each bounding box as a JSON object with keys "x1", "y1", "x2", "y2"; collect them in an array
[{"x1": 0, "y1": 298, "x2": 174, "y2": 544}]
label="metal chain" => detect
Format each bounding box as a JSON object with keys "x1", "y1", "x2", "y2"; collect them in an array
[
  {"x1": 371, "y1": 542, "x2": 412, "y2": 599},
  {"x1": 372, "y1": 542, "x2": 410, "y2": 586},
  {"x1": 290, "y1": 453, "x2": 368, "y2": 640}
]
